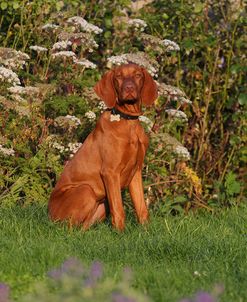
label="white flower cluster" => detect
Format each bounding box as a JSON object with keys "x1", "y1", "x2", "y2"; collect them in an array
[
  {"x1": 0, "y1": 144, "x2": 15, "y2": 156},
  {"x1": 85, "y1": 111, "x2": 96, "y2": 121},
  {"x1": 67, "y1": 16, "x2": 103, "y2": 35},
  {"x1": 162, "y1": 39, "x2": 180, "y2": 51},
  {"x1": 98, "y1": 101, "x2": 108, "y2": 112},
  {"x1": 52, "y1": 40, "x2": 72, "y2": 51},
  {"x1": 0, "y1": 48, "x2": 30, "y2": 70},
  {"x1": 73, "y1": 58, "x2": 96, "y2": 69},
  {"x1": 8, "y1": 85, "x2": 40, "y2": 96},
  {"x1": 174, "y1": 145, "x2": 191, "y2": 161},
  {"x1": 65, "y1": 115, "x2": 81, "y2": 126},
  {"x1": 128, "y1": 19, "x2": 147, "y2": 31},
  {"x1": 29, "y1": 45, "x2": 48, "y2": 53},
  {"x1": 0, "y1": 66, "x2": 20, "y2": 86},
  {"x1": 139, "y1": 115, "x2": 153, "y2": 131},
  {"x1": 42, "y1": 23, "x2": 60, "y2": 31},
  {"x1": 58, "y1": 32, "x2": 99, "y2": 52},
  {"x1": 157, "y1": 83, "x2": 192, "y2": 104},
  {"x1": 68, "y1": 142, "x2": 82, "y2": 157},
  {"x1": 54, "y1": 115, "x2": 81, "y2": 130},
  {"x1": 49, "y1": 141, "x2": 65, "y2": 153},
  {"x1": 51, "y1": 51, "x2": 76, "y2": 60},
  {"x1": 165, "y1": 109, "x2": 188, "y2": 122},
  {"x1": 107, "y1": 52, "x2": 158, "y2": 77}
]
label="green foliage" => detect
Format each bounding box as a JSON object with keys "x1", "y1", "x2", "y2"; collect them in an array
[{"x1": 0, "y1": 0, "x2": 245, "y2": 210}]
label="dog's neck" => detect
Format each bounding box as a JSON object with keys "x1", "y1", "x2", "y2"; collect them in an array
[{"x1": 115, "y1": 101, "x2": 142, "y2": 117}]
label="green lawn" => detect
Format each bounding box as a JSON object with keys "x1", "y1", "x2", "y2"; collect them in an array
[{"x1": 0, "y1": 204, "x2": 247, "y2": 301}]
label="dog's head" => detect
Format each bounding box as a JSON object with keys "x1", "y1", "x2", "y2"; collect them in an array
[{"x1": 94, "y1": 63, "x2": 158, "y2": 108}]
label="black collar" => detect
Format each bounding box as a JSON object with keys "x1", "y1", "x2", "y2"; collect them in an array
[{"x1": 111, "y1": 108, "x2": 140, "y2": 120}]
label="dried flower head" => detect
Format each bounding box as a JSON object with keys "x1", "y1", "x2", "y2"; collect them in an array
[
  {"x1": 107, "y1": 52, "x2": 158, "y2": 77},
  {"x1": 157, "y1": 83, "x2": 192, "y2": 104},
  {"x1": 0, "y1": 66, "x2": 20, "y2": 86},
  {"x1": 165, "y1": 109, "x2": 188, "y2": 122},
  {"x1": 54, "y1": 115, "x2": 81, "y2": 130},
  {"x1": 174, "y1": 145, "x2": 191, "y2": 161},
  {"x1": 141, "y1": 33, "x2": 180, "y2": 53},
  {"x1": 0, "y1": 47, "x2": 29, "y2": 70},
  {"x1": 29, "y1": 45, "x2": 48, "y2": 53},
  {"x1": 67, "y1": 16, "x2": 103, "y2": 34},
  {"x1": 51, "y1": 51, "x2": 76, "y2": 60},
  {"x1": 162, "y1": 39, "x2": 180, "y2": 51},
  {"x1": 139, "y1": 115, "x2": 154, "y2": 131},
  {"x1": 8, "y1": 85, "x2": 40, "y2": 96},
  {"x1": 73, "y1": 58, "x2": 96, "y2": 69},
  {"x1": 42, "y1": 23, "x2": 60, "y2": 31},
  {"x1": 82, "y1": 87, "x2": 100, "y2": 102},
  {"x1": 128, "y1": 18, "x2": 147, "y2": 31},
  {"x1": 52, "y1": 40, "x2": 72, "y2": 51},
  {"x1": 58, "y1": 32, "x2": 98, "y2": 52},
  {"x1": 0, "y1": 144, "x2": 15, "y2": 156}
]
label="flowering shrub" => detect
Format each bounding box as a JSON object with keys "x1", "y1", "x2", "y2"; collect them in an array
[{"x1": 0, "y1": 0, "x2": 245, "y2": 209}]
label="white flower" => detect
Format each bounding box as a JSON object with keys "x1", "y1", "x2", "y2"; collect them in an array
[
  {"x1": 65, "y1": 115, "x2": 81, "y2": 126},
  {"x1": 73, "y1": 58, "x2": 96, "y2": 69},
  {"x1": 68, "y1": 142, "x2": 82, "y2": 157},
  {"x1": 42, "y1": 23, "x2": 60, "y2": 31},
  {"x1": 157, "y1": 83, "x2": 192, "y2": 104},
  {"x1": 8, "y1": 85, "x2": 40, "y2": 96},
  {"x1": 49, "y1": 141, "x2": 65, "y2": 153},
  {"x1": 165, "y1": 109, "x2": 188, "y2": 122},
  {"x1": 162, "y1": 39, "x2": 180, "y2": 51},
  {"x1": 0, "y1": 144, "x2": 15, "y2": 156},
  {"x1": 29, "y1": 45, "x2": 48, "y2": 53},
  {"x1": 0, "y1": 66, "x2": 20, "y2": 86},
  {"x1": 128, "y1": 19, "x2": 147, "y2": 31},
  {"x1": 98, "y1": 101, "x2": 108, "y2": 111},
  {"x1": 51, "y1": 51, "x2": 76, "y2": 60},
  {"x1": 85, "y1": 111, "x2": 96, "y2": 121},
  {"x1": 107, "y1": 52, "x2": 158, "y2": 77},
  {"x1": 67, "y1": 16, "x2": 103, "y2": 34},
  {"x1": 0, "y1": 48, "x2": 30, "y2": 70},
  {"x1": 139, "y1": 115, "x2": 153, "y2": 130},
  {"x1": 174, "y1": 145, "x2": 190, "y2": 160},
  {"x1": 52, "y1": 40, "x2": 72, "y2": 51}
]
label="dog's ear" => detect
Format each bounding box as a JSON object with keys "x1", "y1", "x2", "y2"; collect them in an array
[
  {"x1": 141, "y1": 69, "x2": 158, "y2": 106},
  {"x1": 94, "y1": 70, "x2": 116, "y2": 108}
]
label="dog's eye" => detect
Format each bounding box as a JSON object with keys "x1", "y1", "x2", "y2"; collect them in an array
[
  {"x1": 135, "y1": 73, "x2": 142, "y2": 78},
  {"x1": 115, "y1": 74, "x2": 122, "y2": 79}
]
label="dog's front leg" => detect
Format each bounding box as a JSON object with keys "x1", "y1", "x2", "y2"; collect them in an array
[
  {"x1": 129, "y1": 169, "x2": 149, "y2": 224},
  {"x1": 101, "y1": 169, "x2": 125, "y2": 231}
]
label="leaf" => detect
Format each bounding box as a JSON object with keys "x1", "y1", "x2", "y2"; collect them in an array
[
  {"x1": 224, "y1": 172, "x2": 241, "y2": 197},
  {"x1": 238, "y1": 93, "x2": 247, "y2": 106},
  {"x1": 1, "y1": 1, "x2": 8, "y2": 10},
  {"x1": 194, "y1": 2, "x2": 204, "y2": 13},
  {"x1": 13, "y1": 1, "x2": 20, "y2": 9}
]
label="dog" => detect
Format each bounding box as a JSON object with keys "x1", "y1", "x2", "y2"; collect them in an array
[{"x1": 48, "y1": 63, "x2": 158, "y2": 231}]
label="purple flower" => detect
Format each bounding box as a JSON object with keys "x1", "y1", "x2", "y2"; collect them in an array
[
  {"x1": 112, "y1": 293, "x2": 136, "y2": 302},
  {"x1": 84, "y1": 261, "x2": 103, "y2": 287},
  {"x1": 0, "y1": 283, "x2": 10, "y2": 302},
  {"x1": 195, "y1": 292, "x2": 216, "y2": 302},
  {"x1": 90, "y1": 261, "x2": 103, "y2": 280},
  {"x1": 47, "y1": 268, "x2": 63, "y2": 280},
  {"x1": 61, "y1": 257, "x2": 84, "y2": 275}
]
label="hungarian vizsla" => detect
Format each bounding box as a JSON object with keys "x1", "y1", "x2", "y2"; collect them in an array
[{"x1": 48, "y1": 63, "x2": 158, "y2": 231}]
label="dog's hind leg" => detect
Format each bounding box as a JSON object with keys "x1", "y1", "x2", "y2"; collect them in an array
[{"x1": 48, "y1": 184, "x2": 100, "y2": 228}]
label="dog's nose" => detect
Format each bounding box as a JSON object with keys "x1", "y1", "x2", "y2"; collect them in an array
[{"x1": 124, "y1": 82, "x2": 135, "y2": 92}]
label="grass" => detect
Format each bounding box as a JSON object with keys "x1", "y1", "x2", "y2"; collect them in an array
[{"x1": 0, "y1": 204, "x2": 247, "y2": 302}]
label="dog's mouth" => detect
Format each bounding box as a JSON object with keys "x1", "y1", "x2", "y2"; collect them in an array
[{"x1": 118, "y1": 98, "x2": 137, "y2": 105}]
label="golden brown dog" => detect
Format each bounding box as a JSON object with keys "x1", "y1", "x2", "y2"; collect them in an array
[{"x1": 48, "y1": 63, "x2": 158, "y2": 230}]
